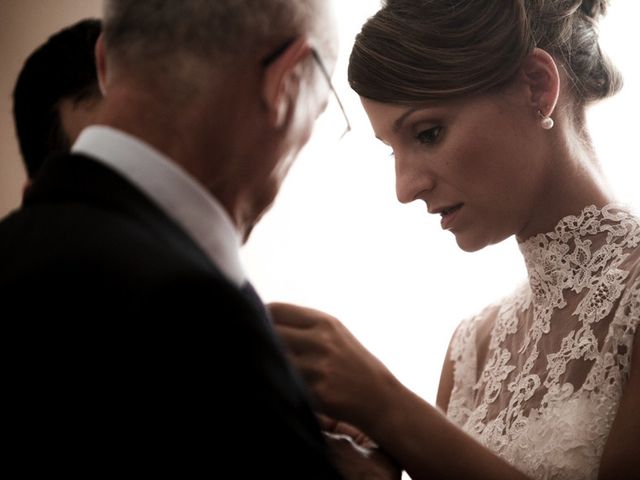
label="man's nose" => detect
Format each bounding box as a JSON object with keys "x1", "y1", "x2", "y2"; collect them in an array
[{"x1": 395, "y1": 153, "x2": 435, "y2": 204}]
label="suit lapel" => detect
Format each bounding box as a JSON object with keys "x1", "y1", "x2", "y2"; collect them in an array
[{"x1": 240, "y1": 281, "x2": 272, "y2": 322}]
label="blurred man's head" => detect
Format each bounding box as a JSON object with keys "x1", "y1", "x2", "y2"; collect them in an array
[
  {"x1": 98, "y1": 0, "x2": 338, "y2": 241},
  {"x1": 13, "y1": 18, "x2": 102, "y2": 179}
]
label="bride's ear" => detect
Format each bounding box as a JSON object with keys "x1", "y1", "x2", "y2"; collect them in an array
[{"x1": 520, "y1": 48, "x2": 560, "y2": 118}]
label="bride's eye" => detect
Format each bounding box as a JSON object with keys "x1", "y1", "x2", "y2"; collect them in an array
[{"x1": 416, "y1": 126, "x2": 443, "y2": 145}]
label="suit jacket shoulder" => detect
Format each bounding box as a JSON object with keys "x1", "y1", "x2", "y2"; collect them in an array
[{"x1": 1, "y1": 153, "x2": 342, "y2": 478}]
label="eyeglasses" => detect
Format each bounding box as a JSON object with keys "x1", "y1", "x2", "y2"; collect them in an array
[
  {"x1": 263, "y1": 42, "x2": 351, "y2": 141},
  {"x1": 310, "y1": 48, "x2": 352, "y2": 140}
]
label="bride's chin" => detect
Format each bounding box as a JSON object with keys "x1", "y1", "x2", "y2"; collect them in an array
[{"x1": 454, "y1": 232, "x2": 488, "y2": 253}]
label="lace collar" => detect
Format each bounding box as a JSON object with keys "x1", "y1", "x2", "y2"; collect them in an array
[{"x1": 518, "y1": 204, "x2": 640, "y2": 305}]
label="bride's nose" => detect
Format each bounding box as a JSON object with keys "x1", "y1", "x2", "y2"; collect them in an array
[{"x1": 395, "y1": 153, "x2": 436, "y2": 204}]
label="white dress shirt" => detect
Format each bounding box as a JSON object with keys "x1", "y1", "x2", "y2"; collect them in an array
[{"x1": 72, "y1": 125, "x2": 245, "y2": 287}]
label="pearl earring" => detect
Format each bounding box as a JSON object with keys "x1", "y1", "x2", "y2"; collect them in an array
[{"x1": 538, "y1": 110, "x2": 554, "y2": 130}]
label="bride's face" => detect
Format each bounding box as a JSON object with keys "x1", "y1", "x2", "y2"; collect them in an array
[{"x1": 361, "y1": 92, "x2": 550, "y2": 252}]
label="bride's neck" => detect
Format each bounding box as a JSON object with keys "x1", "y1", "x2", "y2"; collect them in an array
[{"x1": 516, "y1": 134, "x2": 615, "y2": 242}]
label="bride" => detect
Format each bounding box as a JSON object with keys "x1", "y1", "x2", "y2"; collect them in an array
[{"x1": 270, "y1": 0, "x2": 639, "y2": 479}]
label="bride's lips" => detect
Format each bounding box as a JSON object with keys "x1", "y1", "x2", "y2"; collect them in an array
[{"x1": 430, "y1": 203, "x2": 464, "y2": 230}]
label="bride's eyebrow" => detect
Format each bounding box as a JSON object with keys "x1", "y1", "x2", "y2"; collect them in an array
[
  {"x1": 393, "y1": 103, "x2": 442, "y2": 133},
  {"x1": 393, "y1": 107, "x2": 421, "y2": 133}
]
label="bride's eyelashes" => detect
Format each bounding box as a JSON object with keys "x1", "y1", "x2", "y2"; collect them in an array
[
  {"x1": 387, "y1": 126, "x2": 443, "y2": 158},
  {"x1": 415, "y1": 125, "x2": 443, "y2": 146},
  {"x1": 379, "y1": 123, "x2": 444, "y2": 158}
]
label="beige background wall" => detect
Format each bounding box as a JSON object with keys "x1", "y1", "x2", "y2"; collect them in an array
[{"x1": 0, "y1": 0, "x2": 102, "y2": 218}]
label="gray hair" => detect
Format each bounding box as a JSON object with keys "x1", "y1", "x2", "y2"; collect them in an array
[{"x1": 103, "y1": 0, "x2": 331, "y2": 72}]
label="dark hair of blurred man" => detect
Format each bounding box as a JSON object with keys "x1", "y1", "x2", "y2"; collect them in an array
[{"x1": 12, "y1": 18, "x2": 102, "y2": 180}]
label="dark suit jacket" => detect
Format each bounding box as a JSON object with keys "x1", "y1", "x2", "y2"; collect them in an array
[{"x1": 0, "y1": 153, "x2": 342, "y2": 478}]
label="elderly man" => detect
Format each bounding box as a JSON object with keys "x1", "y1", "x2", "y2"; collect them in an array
[{"x1": 1, "y1": 1, "x2": 345, "y2": 476}]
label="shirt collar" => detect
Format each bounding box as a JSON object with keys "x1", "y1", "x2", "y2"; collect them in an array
[{"x1": 72, "y1": 125, "x2": 246, "y2": 286}]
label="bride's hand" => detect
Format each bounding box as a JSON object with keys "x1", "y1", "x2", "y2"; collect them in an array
[
  {"x1": 318, "y1": 414, "x2": 378, "y2": 448},
  {"x1": 269, "y1": 302, "x2": 399, "y2": 429},
  {"x1": 324, "y1": 431, "x2": 402, "y2": 480},
  {"x1": 320, "y1": 412, "x2": 401, "y2": 480}
]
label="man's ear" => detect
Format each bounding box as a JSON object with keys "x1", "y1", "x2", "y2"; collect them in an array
[
  {"x1": 262, "y1": 37, "x2": 313, "y2": 129},
  {"x1": 95, "y1": 33, "x2": 108, "y2": 96},
  {"x1": 520, "y1": 48, "x2": 560, "y2": 118}
]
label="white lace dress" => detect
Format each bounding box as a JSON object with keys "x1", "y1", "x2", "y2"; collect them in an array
[{"x1": 446, "y1": 204, "x2": 640, "y2": 480}]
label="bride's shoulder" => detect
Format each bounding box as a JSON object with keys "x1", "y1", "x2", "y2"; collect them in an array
[
  {"x1": 624, "y1": 243, "x2": 640, "y2": 274},
  {"x1": 463, "y1": 284, "x2": 528, "y2": 330},
  {"x1": 451, "y1": 283, "x2": 530, "y2": 353},
  {"x1": 450, "y1": 302, "x2": 499, "y2": 354}
]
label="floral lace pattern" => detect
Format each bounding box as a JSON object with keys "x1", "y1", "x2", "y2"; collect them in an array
[{"x1": 447, "y1": 205, "x2": 640, "y2": 479}]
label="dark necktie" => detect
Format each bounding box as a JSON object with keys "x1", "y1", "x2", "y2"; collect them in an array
[{"x1": 240, "y1": 281, "x2": 272, "y2": 323}]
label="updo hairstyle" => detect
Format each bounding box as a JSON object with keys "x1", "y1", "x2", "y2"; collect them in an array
[{"x1": 348, "y1": 0, "x2": 623, "y2": 107}]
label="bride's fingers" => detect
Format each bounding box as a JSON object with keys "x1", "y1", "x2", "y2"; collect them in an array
[
  {"x1": 318, "y1": 416, "x2": 377, "y2": 448},
  {"x1": 269, "y1": 302, "x2": 319, "y2": 328},
  {"x1": 317, "y1": 414, "x2": 340, "y2": 432},
  {"x1": 286, "y1": 351, "x2": 325, "y2": 379},
  {"x1": 273, "y1": 323, "x2": 327, "y2": 355}
]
